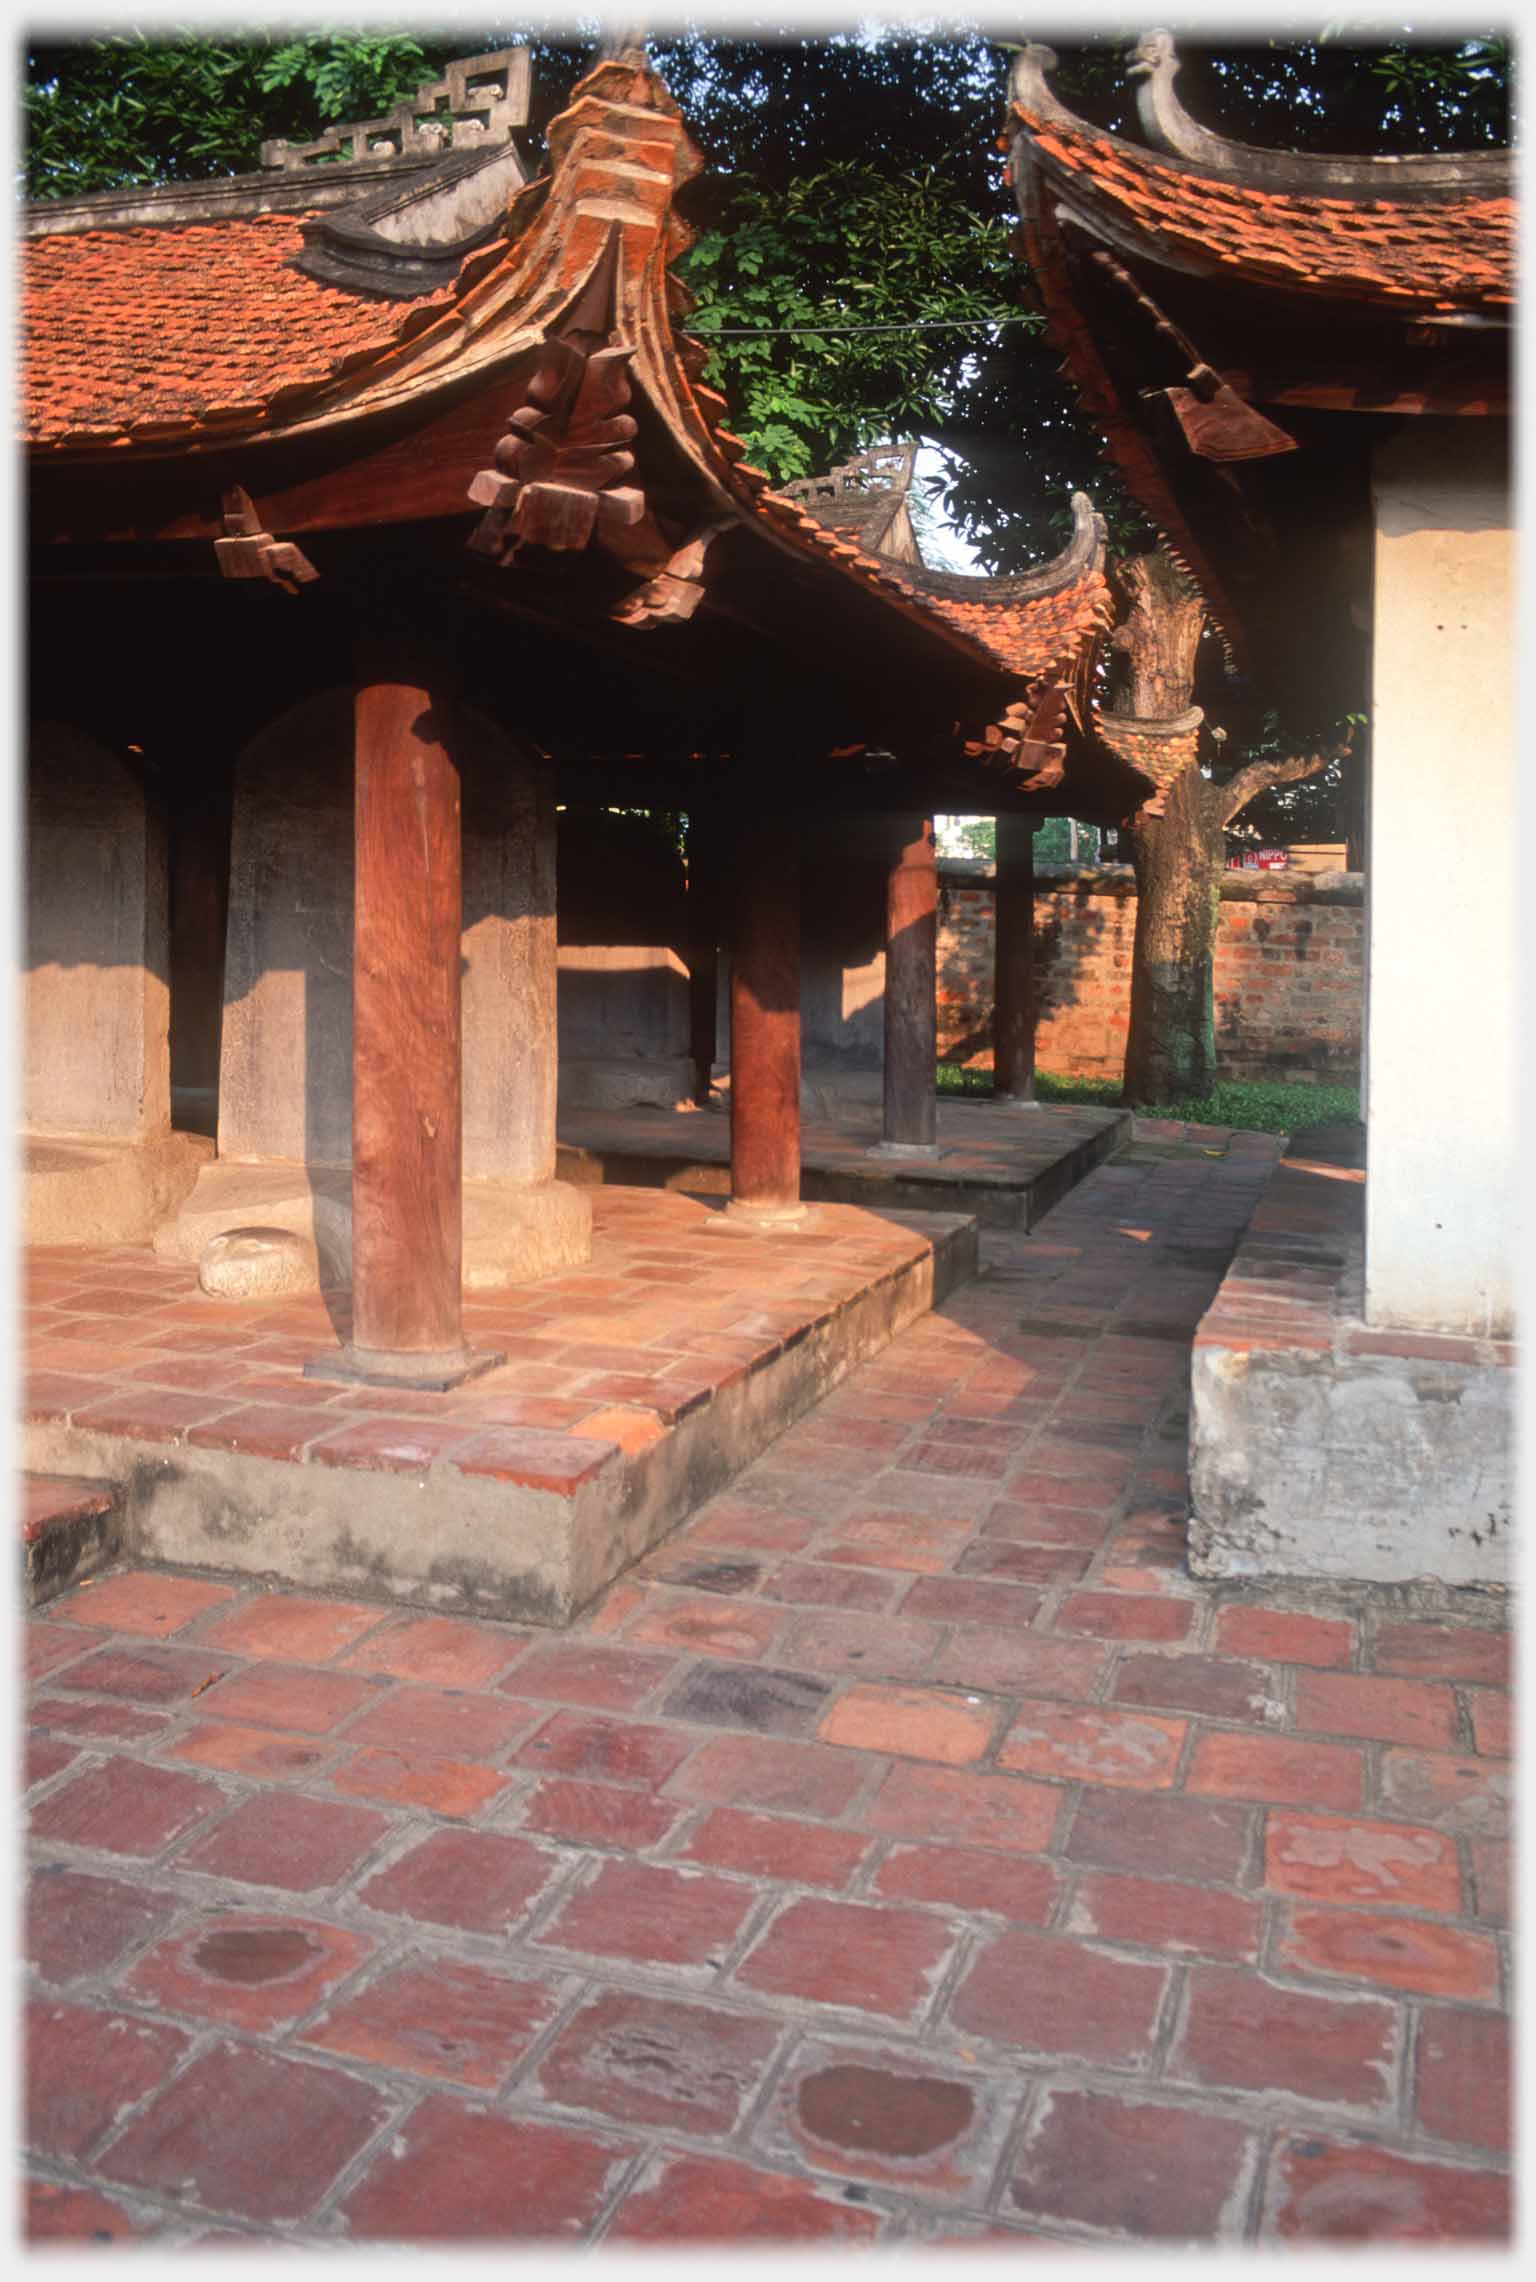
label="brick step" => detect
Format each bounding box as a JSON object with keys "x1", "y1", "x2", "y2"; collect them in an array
[{"x1": 23, "y1": 1473, "x2": 122, "y2": 1608}]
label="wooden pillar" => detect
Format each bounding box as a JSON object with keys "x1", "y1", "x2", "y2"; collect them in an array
[
  {"x1": 994, "y1": 813, "x2": 1039, "y2": 1105},
  {"x1": 318, "y1": 628, "x2": 499, "y2": 1388},
  {"x1": 876, "y1": 814, "x2": 938, "y2": 1152},
  {"x1": 727, "y1": 811, "x2": 805, "y2": 1222},
  {"x1": 686, "y1": 808, "x2": 719, "y2": 1106}
]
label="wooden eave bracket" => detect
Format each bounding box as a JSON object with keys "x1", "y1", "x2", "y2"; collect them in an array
[{"x1": 214, "y1": 486, "x2": 319, "y2": 593}]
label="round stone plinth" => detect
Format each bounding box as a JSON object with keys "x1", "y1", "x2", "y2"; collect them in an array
[
  {"x1": 199, "y1": 1225, "x2": 320, "y2": 1299},
  {"x1": 714, "y1": 1199, "x2": 815, "y2": 1234}
]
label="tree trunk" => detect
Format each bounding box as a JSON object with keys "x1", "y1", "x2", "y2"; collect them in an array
[
  {"x1": 1110, "y1": 550, "x2": 1222, "y2": 1107},
  {"x1": 1123, "y1": 768, "x2": 1226, "y2": 1104}
]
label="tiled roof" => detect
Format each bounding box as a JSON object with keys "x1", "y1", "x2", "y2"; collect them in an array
[
  {"x1": 1018, "y1": 110, "x2": 1514, "y2": 315},
  {"x1": 22, "y1": 213, "x2": 482, "y2": 448}
]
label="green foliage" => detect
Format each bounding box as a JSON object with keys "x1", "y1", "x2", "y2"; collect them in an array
[
  {"x1": 24, "y1": 29, "x2": 435, "y2": 196},
  {"x1": 677, "y1": 162, "x2": 1030, "y2": 484},
  {"x1": 935, "y1": 1064, "x2": 1360, "y2": 1134}
]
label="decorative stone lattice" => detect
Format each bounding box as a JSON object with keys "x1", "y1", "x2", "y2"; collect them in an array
[{"x1": 261, "y1": 49, "x2": 531, "y2": 171}]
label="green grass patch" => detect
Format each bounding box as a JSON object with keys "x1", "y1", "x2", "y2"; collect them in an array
[{"x1": 936, "y1": 1062, "x2": 1359, "y2": 1136}]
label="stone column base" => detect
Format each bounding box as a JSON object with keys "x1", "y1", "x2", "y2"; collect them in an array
[
  {"x1": 26, "y1": 1130, "x2": 209, "y2": 1249},
  {"x1": 156, "y1": 1160, "x2": 592, "y2": 1295}
]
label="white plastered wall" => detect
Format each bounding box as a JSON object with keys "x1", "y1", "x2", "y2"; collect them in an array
[{"x1": 1366, "y1": 420, "x2": 1515, "y2": 1336}]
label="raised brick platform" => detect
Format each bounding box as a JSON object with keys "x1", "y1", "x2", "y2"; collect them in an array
[
  {"x1": 23, "y1": 1474, "x2": 122, "y2": 1607},
  {"x1": 23, "y1": 1188, "x2": 976, "y2": 1625},
  {"x1": 1189, "y1": 1131, "x2": 1515, "y2": 1591},
  {"x1": 558, "y1": 1097, "x2": 1129, "y2": 1229}
]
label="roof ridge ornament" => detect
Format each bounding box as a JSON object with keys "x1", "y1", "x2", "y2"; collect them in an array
[
  {"x1": 1006, "y1": 43, "x2": 1088, "y2": 131},
  {"x1": 262, "y1": 48, "x2": 531, "y2": 170},
  {"x1": 1125, "y1": 27, "x2": 1508, "y2": 198}
]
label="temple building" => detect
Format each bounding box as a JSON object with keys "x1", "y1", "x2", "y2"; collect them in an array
[
  {"x1": 1007, "y1": 34, "x2": 1514, "y2": 1587},
  {"x1": 22, "y1": 42, "x2": 1152, "y2": 1619}
]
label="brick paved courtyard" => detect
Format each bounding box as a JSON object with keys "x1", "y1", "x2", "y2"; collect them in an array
[{"x1": 23, "y1": 1133, "x2": 1511, "y2": 2247}]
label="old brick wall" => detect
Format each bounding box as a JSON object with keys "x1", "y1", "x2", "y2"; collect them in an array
[{"x1": 937, "y1": 860, "x2": 1363, "y2": 1084}]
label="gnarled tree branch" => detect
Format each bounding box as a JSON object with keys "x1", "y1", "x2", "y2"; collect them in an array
[{"x1": 1215, "y1": 735, "x2": 1352, "y2": 828}]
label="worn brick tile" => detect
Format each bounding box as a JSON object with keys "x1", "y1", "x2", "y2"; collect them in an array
[
  {"x1": 538, "y1": 1858, "x2": 754, "y2": 1970},
  {"x1": 25, "y1": 2180, "x2": 152, "y2": 2245},
  {"x1": 927, "y1": 1628, "x2": 1109, "y2": 1702},
  {"x1": 677, "y1": 1807, "x2": 868, "y2": 1890},
  {"x1": 768, "y1": 2036, "x2": 1015, "y2": 2200},
  {"x1": 762, "y1": 1560, "x2": 903, "y2": 1611},
  {"x1": 1263, "y1": 1811, "x2": 1463, "y2": 1913},
  {"x1": 123, "y1": 1911, "x2": 375, "y2": 2031},
  {"x1": 98, "y1": 2040, "x2": 395, "y2": 2226},
  {"x1": 815, "y1": 1513, "x2": 973, "y2": 1574},
  {"x1": 639, "y1": 1548, "x2": 766, "y2": 1595},
  {"x1": 735, "y1": 1894, "x2": 957, "y2": 2021},
  {"x1": 1415, "y1": 2007, "x2": 1510, "y2": 2152},
  {"x1": 1468, "y1": 1837, "x2": 1510, "y2": 1925},
  {"x1": 871, "y1": 1843, "x2": 1059, "y2": 1925},
  {"x1": 196, "y1": 1593, "x2": 388, "y2": 1664},
  {"x1": 29, "y1": 1756, "x2": 225, "y2": 1860},
  {"x1": 1371, "y1": 1620, "x2": 1508, "y2": 1687},
  {"x1": 329, "y1": 1746, "x2": 509, "y2": 1820},
  {"x1": 500, "y1": 1639, "x2": 677, "y2": 1711},
  {"x1": 660, "y1": 1659, "x2": 832, "y2": 1736},
  {"x1": 950, "y1": 1927, "x2": 1166, "y2": 2067},
  {"x1": 666, "y1": 1732, "x2": 869, "y2": 1819},
  {"x1": 1068, "y1": 1871, "x2": 1261, "y2": 1962},
  {"x1": 26, "y1": 1622, "x2": 93, "y2": 1683},
  {"x1": 518, "y1": 1775, "x2": 680, "y2": 1853},
  {"x1": 176, "y1": 1789, "x2": 392, "y2": 1891},
  {"x1": 609, "y1": 2151, "x2": 879, "y2": 2244},
  {"x1": 1213, "y1": 1605, "x2": 1355, "y2": 1668},
  {"x1": 196, "y1": 1660, "x2": 377, "y2": 1736},
  {"x1": 687, "y1": 1501, "x2": 822, "y2": 1554},
  {"x1": 955, "y1": 1539, "x2": 1094, "y2": 1586},
  {"x1": 774, "y1": 1607, "x2": 944, "y2": 1681},
  {"x1": 1112, "y1": 1651, "x2": 1280, "y2": 1724},
  {"x1": 1278, "y1": 1906, "x2": 1499, "y2": 2001},
  {"x1": 998, "y1": 1703, "x2": 1186, "y2": 1790},
  {"x1": 1265, "y1": 2136, "x2": 1509, "y2": 2243},
  {"x1": 1379, "y1": 1749, "x2": 1510, "y2": 1839},
  {"x1": 1294, "y1": 1670, "x2": 1459, "y2": 1752},
  {"x1": 818, "y1": 1682, "x2": 1006, "y2": 1766},
  {"x1": 167, "y1": 1724, "x2": 335, "y2": 1782},
  {"x1": 981, "y1": 1499, "x2": 1110, "y2": 1548},
  {"x1": 625, "y1": 1592, "x2": 783, "y2": 1661},
  {"x1": 510, "y1": 1708, "x2": 687, "y2": 1787},
  {"x1": 899, "y1": 1575, "x2": 1045, "y2": 1629},
  {"x1": 865, "y1": 1762, "x2": 1061, "y2": 1854},
  {"x1": 349, "y1": 2095, "x2": 627, "y2": 2236},
  {"x1": 1467, "y1": 1690, "x2": 1510, "y2": 1758},
  {"x1": 331, "y1": 1683, "x2": 530, "y2": 1763},
  {"x1": 46, "y1": 1642, "x2": 231, "y2": 1706},
  {"x1": 26, "y1": 1997, "x2": 193, "y2": 2161},
  {"x1": 1057, "y1": 1590, "x2": 1194, "y2": 1644},
  {"x1": 338, "y1": 1613, "x2": 524, "y2": 1690},
  {"x1": 1064, "y1": 1795, "x2": 1252, "y2": 1893},
  {"x1": 52, "y1": 1569, "x2": 240, "y2": 1637},
  {"x1": 302, "y1": 1956, "x2": 564, "y2": 2090},
  {"x1": 1187, "y1": 1729, "x2": 1366, "y2": 1812},
  {"x1": 30, "y1": 1695, "x2": 171, "y2": 1744},
  {"x1": 356, "y1": 1827, "x2": 560, "y2": 1935},
  {"x1": 24, "y1": 1866, "x2": 180, "y2": 1985},
  {"x1": 1007, "y1": 2086, "x2": 1257, "y2": 2240},
  {"x1": 1172, "y1": 1965, "x2": 1398, "y2": 2111},
  {"x1": 536, "y1": 1986, "x2": 782, "y2": 2134},
  {"x1": 25, "y1": 1734, "x2": 80, "y2": 1791}
]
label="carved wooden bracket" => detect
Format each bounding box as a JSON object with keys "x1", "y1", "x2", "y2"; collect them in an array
[
  {"x1": 611, "y1": 519, "x2": 733, "y2": 628},
  {"x1": 214, "y1": 487, "x2": 319, "y2": 593},
  {"x1": 962, "y1": 681, "x2": 1068, "y2": 790},
  {"x1": 468, "y1": 337, "x2": 645, "y2": 560}
]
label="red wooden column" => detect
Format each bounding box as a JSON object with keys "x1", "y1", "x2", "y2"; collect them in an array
[
  {"x1": 994, "y1": 813, "x2": 1039, "y2": 1105},
  {"x1": 875, "y1": 814, "x2": 938, "y2": 1154},
  {"x1": 686, "y1": 807, "x2": 720, "y2": 1107},
  {"x1": 318, "y1": 629, "x2": 499, "y2": 1388},
  {"x1": 727, "y1": 810, "x2": 806, "y2": 1224}
]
